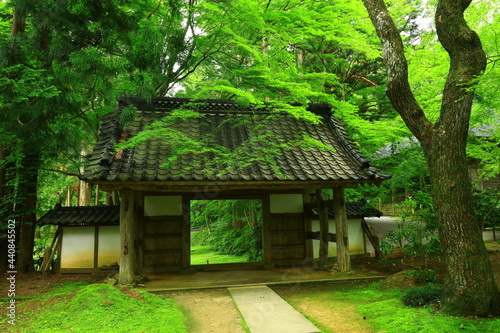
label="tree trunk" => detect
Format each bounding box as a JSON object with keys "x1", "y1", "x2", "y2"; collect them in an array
[
  {"x1": 0, "y1": 144, "x2": 15, "y2": 273},
  {"x1": 78, "y1": 145, "x2": 91, "y2": 206},
  {"x1": 10, "y1": 7, "x2": 26, "y2": 36},
  {"x1": 316, "y1": 189, "x2": 329, "y2": 266},
  {"x1": 333, "y1": 187, "x2": 350, "y2": 272},
  {"x1": 425, "y1": 134, "x2": 500, "y2": 315},
  {"x1": 119, "y1": 190, "x2": 143, "y2": 284},
  {"x1": 363, "y1": 0, "x2": 500, "y2": 316},
  {"x1": 17, "y1": 151, "x2": 40, "y2": 273},
  {"x1": 65, "y1": 185, "x2": 72, "y2": 206}
]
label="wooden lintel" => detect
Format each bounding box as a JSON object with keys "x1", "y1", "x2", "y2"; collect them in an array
[
  {"x1": 87, "y1": 179, "x2": 383, "y2": 193},
  {"x1": 362, "y1": 219, "x2": 383, "y2": 259}
]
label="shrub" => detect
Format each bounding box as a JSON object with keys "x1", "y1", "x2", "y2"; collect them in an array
[
  {"x1": 191, "y1": 229, "x2": 211, "y2": 246},
  {"x1": 380, "y1": 191, "x2": 441, "y2": 265},
  {"x1": 402, "y1": 284, "x2": 445, "y2": 308},
  {"x1": 405, "y1": 268, "x2": 438, "y2": 284},
  {"x1": 209, "y1": 223, "x2": 262, "y2": 261},
  {"x1": 474, "y1": 188, "x2": 500, "y2": 230}
]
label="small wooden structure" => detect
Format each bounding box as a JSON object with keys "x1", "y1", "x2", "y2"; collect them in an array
[
  {"x1": 308, "y1": 199, "x2": 383, "y2": 260},
  {"x1": 37, "y1": 205, "x2": 120, "y2": 273},
  {"x1": 81, "y1": 96, "x2": 390, "y2": 283}
]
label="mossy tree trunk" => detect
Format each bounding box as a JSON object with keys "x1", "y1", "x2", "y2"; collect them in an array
[{"x1": 363, "y1": 0, "x2": 500, "y2": 316}]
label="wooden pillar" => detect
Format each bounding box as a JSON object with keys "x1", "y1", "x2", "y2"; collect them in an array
[
  {"x1": 181, "y1": 196, "x2": 191, "y2": 268},
  {"x1": 316, "y1": 189, "x2": 329, "y2": 266},
  {"x1": 333, "y1": 186, "x2": 350, "y2": 272},
  {"x1": 262, "y1": 195, "x2": 273, "y2": 265},
  {"x1": 303, "y1": 193, "x2": 313, "y2": 261},
  {"x1": 119, "y1": 189, "x2": 142, "y2": 284}
]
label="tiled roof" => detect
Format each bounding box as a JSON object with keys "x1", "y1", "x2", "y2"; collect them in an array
[
  {"x1": 343, "y1": 200, "x2": 383, "y2": 218},
  {"x1": 82, "y1": 96, "x2": 389, "y2": 186},
  {"x1": 37, "y1": 205, "x2": 120, "y2": 226},
  {"x1": 310, "y1": 200, "x2": 383, "y2": 218}
]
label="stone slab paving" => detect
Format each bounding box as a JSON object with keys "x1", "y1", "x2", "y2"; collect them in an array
[{"x1": 229, "y1": 285, "x2": 321, "y2": 333}]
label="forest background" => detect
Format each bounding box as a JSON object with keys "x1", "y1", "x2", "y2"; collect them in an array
[{"x1": 0, "y1": 0, "x2": 499, "y2": 315}]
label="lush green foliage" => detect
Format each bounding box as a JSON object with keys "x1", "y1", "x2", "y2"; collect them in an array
[
  {"x1": 191, "y1": 200, "x2": 263, "y2": 262},
  {"x1": 208, "y1": 222, "x2": 263, "y2": 262},
  {"x1": 405, "y1": 268, "x2": 439, "y2": 285},
  {"x1": 380, "y1": 191, "x2": 441, "y2": 261},
  {"x1": 474, "y1": 188, "x2": 500, "y2": 230},
  {"x1": 1, "y1": 0, "x2": 496, "y2": 206},
  {"x1": 0, "y1": 282, "x2": 186, "y2": 332}
]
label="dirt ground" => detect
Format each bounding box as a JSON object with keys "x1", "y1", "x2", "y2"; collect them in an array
[
  {"x1": 167, "y1": 288, "x2": 246, "y2": 333},
  {"x1": 2, "y1": 245, "x2": 499, "y2": 333}
]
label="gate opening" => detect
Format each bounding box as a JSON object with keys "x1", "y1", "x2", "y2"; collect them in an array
[{"x1": 190, "y1": 199, "x2": 263, "y2": 265}]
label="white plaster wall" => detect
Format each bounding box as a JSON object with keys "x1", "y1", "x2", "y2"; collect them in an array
[
  {"x1": 144, "y1": 196, "x2": 183, "y2": 216},
  {"x1": 270, "y1": 194, "x2": 303, "y2": 213},
  {"x1": 98, "y1": 226, "x2": 120, "y2": 266},
  {"x1": 61, "y1": 227, "x2": 95, "y2": 268},
  {"x1": 311, "y1": 218, "x2": 365, "y2": 257}
]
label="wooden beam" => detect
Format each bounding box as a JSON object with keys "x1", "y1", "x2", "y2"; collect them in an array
[
  {"x1": 306, "y1": 231, "x2": 336, "y2": 242},
  {"x1": 41, "y1": 227, "x2": 62, "y2": 274},
  {"x1": 303, "y1": 193, "x2": 313, "y2": 261},
  {"x1": 89, "y1": 179, "x2": 385, "y2": 192},
  {"x1": 119, "y1": 189, "x2": 142, "y2": 284},
  {"x1": 332, "y1": 186, "x2": 351, "y2": 272},
  {"x1": 361, "y1": 219, "x2": 383, "y2": 259},
  {"x1": 262, "y1": 195, "x2": 273, "y2": 265},
  {"x1": 181, "y1": 195, "x2": 190, "y2": 268},
  {"x1": 315, "y1": 189, "x2": 329, "y2": 266}
]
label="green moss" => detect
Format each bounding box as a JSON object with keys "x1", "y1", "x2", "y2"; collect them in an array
[
  {"x1": 359, "y1": 289, "x2": 500, "y2": 332},
  {"x1": 277, "y1": 283, "x2": 499, "y2": 333},
  {"x1": 4, "y1": 283, "x2": 186, "y2": 332}
]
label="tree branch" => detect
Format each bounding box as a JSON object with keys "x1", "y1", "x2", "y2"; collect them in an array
[
  {"x1": 362, "y1": 0, "x2": 431, "y2": 141},
  {"x1": 147, "y1": 1, "x2": 163, "y2": 20},
  {"x1": 435, "y1": 0, "x2": 486, "y2": 135}
]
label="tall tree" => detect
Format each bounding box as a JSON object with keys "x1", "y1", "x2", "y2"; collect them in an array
[
  {"x1": 0, "y1": 0, "x2": 174, "y2": 272},
  {"x1": 363, "y1": 0, "x2": 500, "y2": 316}
]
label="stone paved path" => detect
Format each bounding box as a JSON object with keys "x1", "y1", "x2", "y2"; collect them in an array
[{"x1": 229, "y1": 286, "x2": 321, "y2": 333}]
